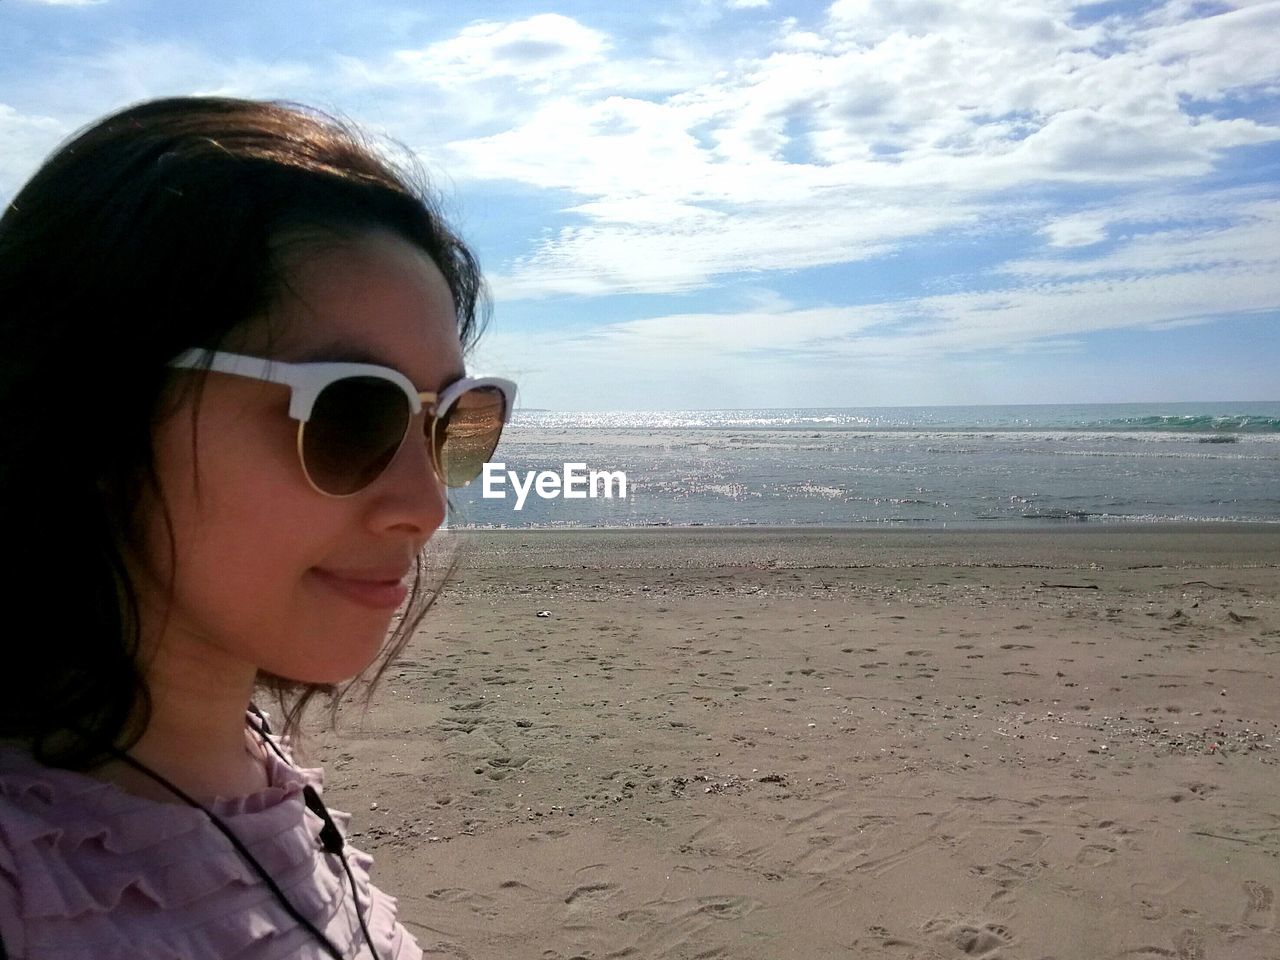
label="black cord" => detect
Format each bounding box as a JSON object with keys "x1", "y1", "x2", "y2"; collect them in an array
[
  {"x1": 103, "y1": 747, "x2": 348, "y2": 960},
  {"x1": 78, "y1": 710, "x2": 384, "y2": 960},
  {"x1": 337, "y1": 854, "x2": 377, "y2": 958},
  {"x1": 249, "y1": 714, "x2": 381, "y2": 958}
]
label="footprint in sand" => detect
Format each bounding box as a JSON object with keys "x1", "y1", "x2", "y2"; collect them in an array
[
  {"x1": 616, "y1": 908, "x2": 658, "y2": 924},
  {"x1": 1003, "y1": 828, "x2": 1049, "y2": 860},
  {"x1": 425, "y1": 887, "x2": 498, "y2": 918},
  {"x1": 564, "y1": 882, "x2": 619, "y2": 907},
  {"x1": 973, "y1": 858, "x2": 1046, "y2": 905},
  {"x1": 924, "y1": 917, "x2": 1016, "y2": 956},
  {"x1": 1184, "y1": 781, "x2": 1219, "y2": 800},
  {"x1": 1076, "y1": 843, "x2": 1118, "y2": 867},
  {"x1": 1120, "y1": 929, "x2": 1206, "y2": 960},
  {"x1": 1242, "y1": 879, "x2": 1275, "y2": 930},
  {"x1": 1175, "y1": 927, "x2": 1205, "y2": 960},
  {"x1": 426, "y1": 887, "x2": 475, "y2": 903},
  {"x1": 1130, "y1": 882, "x2": 1169, "y2": 920},
  {"x1": 695, "y1": 895, "x2": 761, "y2": 920},
  {"x1": 852, "y1": 926, "x2": 923, "y2": 954},
  {"x1": 497, "y1": 879, "x2": 540, "y2": 899},
  {"x1": 1137, "y1": 897, "x2": 1167, "y2": 921}
]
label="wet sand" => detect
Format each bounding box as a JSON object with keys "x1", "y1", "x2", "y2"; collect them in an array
[{"x1": 303, "y1": 526, "x2": 1280, "y2": 959}]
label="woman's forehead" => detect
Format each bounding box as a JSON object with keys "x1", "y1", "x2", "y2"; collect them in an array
[{"x1": 256, "y1": 231, "x2": 465, "y2": 385}]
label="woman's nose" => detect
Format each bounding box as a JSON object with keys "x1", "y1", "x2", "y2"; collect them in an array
[{"x1": 370, "y1": 426, "x2": 448, "y2": 536}]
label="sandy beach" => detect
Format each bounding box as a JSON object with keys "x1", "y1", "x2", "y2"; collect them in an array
[{"x1": 302, "y1": 526, "x2": 1280, "y2": 960}]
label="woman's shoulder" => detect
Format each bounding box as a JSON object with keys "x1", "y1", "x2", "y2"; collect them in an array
[
  {"x1": 0, "y1": 744, "x2": 203, "y2": 958},
  {"x1": 0, "y1": 742, "x2": 172, "y2": 853},
  {"x1": 0, "y1": 741, "x2": 331, "y2": 959},
  {"x1": 0, "y1": 728, "x2": 423, "y2": 960}
]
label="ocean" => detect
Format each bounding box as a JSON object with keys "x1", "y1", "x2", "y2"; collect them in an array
[{"x1": 447, "y1": 401, "x2": 1280, "y2": 528}]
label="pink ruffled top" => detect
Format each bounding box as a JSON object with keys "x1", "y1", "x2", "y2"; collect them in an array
[{"x1": 0, "y1": 725, "x2": 423, "y2": 960}]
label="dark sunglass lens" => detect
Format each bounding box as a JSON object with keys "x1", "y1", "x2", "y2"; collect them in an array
[
  {"x1": 303, "y1": 377, "x2": 410, "y2": 495},
  {"x1": 436, "y1": 386, "x2": 508, "y2": 487}
]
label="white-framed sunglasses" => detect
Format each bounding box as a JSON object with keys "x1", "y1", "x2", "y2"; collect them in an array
[{"x1": 168, "y1": 349, "x2": 516, "y2": 497}]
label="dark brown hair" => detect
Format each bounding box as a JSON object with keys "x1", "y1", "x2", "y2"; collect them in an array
[{"x1": 0, "y1": 96, "x2": 487, "y2": 767}]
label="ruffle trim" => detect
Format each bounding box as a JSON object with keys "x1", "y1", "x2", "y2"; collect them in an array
[
  {"x1": 16, "y1": 851, "x2": 375, "y2": 960},
  {"x1": 0, "y1": 716, "x2": 421, "y2": 959}
]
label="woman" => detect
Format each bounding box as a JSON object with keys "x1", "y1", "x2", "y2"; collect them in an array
[{"x1": 0, "y1": 96, "x2": 514, "y2": 959}]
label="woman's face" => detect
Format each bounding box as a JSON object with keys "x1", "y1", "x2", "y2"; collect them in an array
[{"x1": 129, "y1": 229, "x2": 463, "y2": 684}]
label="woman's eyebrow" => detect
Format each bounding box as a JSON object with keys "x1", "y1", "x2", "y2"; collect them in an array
[{"x1": 292, "y1": 340, "x2": 394, "y2": 366}]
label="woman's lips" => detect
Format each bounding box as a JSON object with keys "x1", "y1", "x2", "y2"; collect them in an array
[{"x1": 311, "y1": 569, "x2": 408, "y2": 609}]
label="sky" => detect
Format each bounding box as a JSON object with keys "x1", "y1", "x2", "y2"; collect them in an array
[{"x1": 2, "y1": 0, "x2": 1278, "y2": 410}]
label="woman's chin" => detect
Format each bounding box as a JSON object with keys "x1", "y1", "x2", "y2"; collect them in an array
[{"x1": 262, "y1": 635, "x2": 388, "y2": 687}]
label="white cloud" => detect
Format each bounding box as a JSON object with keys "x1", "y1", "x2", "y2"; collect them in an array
[
  {"x1": 1007, "y1": 107, "x2": 1270, "y2": 180},
  {"x1": 391, "y1": 14, "x2": 611, "y2": 91},
  {"x1": 1011, "y1": 198, "x2": 1280, "y2": 278},
  {"x1": 329, "y1": 16, "x2": 717, "y2": 149},
  {"x1": 1040, "y1": 212, "x2": 1110, "y2": 249},
  {"x1": 1143, "y1": 3, "x2": 1280, "y2": 100},
  {"x1": 473, "y1": 247, "x2": 1280, "y2": 407},
  {"x1": 727, "y1": 0, "x2": 771, "y2": 8},
  {"x1": 0, "y1": 105, "x2": 70, "y2": 199},
  {"x1": 423, "y1": 3, "x2": 1280, "y2": 299},
  {"x1": 489, "y1": 194, "x2": 978, "y2": 297},
  {"x1": 7, "y1": 1, "x2": 1278, "y2": 339},
  {"x1": 146, "y1": 5, "x2": 1263, "y2": 306},
  {"x1": 0, "y1": 41, "x2": 321, "y2": 199},
  {"x1": 575, "y1": 301, "x2": 888, "y2": 353},
  {"x1": 471, "y1": 182, "x2": 1280, "y2": 406}
]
